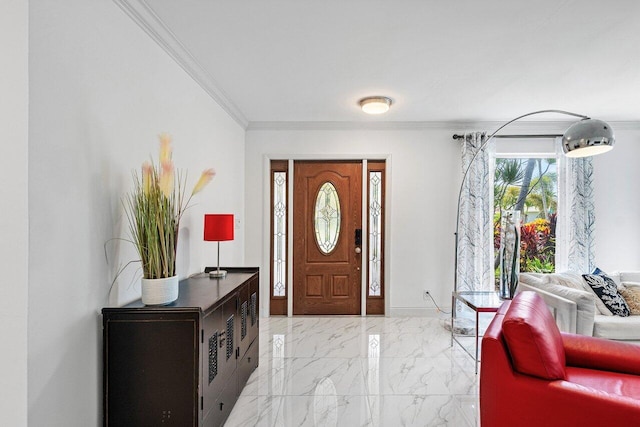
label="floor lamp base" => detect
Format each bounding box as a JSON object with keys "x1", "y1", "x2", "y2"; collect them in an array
[{"x1": 443, "y1": 318, "x2": 475, "y2": 336}]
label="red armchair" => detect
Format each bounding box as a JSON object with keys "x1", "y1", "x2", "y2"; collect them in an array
[{"x1": 480, "y1": 291, "x2": 640, "y2": 427}]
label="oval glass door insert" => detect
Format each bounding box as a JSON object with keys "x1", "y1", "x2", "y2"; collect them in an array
[{"x1": 314, "y1": 182, "x2": 341, "y2": 254}]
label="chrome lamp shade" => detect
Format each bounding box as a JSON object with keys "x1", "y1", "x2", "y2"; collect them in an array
[{"x1": 562, "y1": 119, "x2": 615, "y2": 158}]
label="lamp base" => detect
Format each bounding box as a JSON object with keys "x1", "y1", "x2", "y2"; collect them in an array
[{"x1": 209, "y1": 270, "x2": 227, "y2": 278}]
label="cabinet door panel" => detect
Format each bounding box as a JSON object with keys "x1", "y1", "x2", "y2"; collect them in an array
[
  {"x1": 238, "y1": 283, "x2": 250, "y2": 358},
  {"x1": 220, "y1": 296, "x2": 237, "y2": 381},
  {"x1": 208, "y1": 375, "x2": 238, "y2": 426},
  {"x1": 237, "y1": 339, "x2": 259, "y2": 396},
  {"x1": 249, "y1": 277, "x2": 259, "y2": 346},
  {"x1": 201, "y1": 306, "x2": 223, "y2": 422},
  {"x1": 104, "y1": 312, "x2": 199, "y2": 426}
]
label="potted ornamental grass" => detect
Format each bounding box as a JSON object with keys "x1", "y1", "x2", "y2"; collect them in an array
[{"x1": 124, "y1": 133, "x2": 214, "y2": 305}]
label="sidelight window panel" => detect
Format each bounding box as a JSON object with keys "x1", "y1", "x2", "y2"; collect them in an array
[
  {"x1": 273, "y1": 171, "x2": 287, "y2": 297},
  {"x1": 369, "y1": 172, "x2": 382, "y2": 296}
]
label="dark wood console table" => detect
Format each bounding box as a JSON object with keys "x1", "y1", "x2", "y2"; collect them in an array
[{"x1": 102, "y1": 268, "x2": 259, "y2": 426}]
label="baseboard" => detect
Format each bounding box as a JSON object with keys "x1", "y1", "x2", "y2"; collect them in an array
[{"x1": 389, "y1": 307, "x2": 451, "y2": 318}]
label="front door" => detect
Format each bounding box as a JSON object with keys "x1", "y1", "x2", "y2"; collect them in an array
[{"x1": 293, "y1": 161, "x2": 362, "y2": 315}]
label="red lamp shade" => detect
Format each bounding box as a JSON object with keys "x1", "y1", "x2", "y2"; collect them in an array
[{"x1": 204, "y1": 214, "x2": 234, "y2": 242}]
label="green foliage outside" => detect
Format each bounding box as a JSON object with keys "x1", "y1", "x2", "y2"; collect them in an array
[{"x1": 493, "y1": 158, "x2": 558, "y2": 282}]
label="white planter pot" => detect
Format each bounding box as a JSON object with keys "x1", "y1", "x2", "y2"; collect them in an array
[{"x1": 141, "y1": 275, "x2": 179, "y2": 305}]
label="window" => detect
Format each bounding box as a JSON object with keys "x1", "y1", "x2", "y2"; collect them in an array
[
  {"x1": 368, "y1": 171, "x2": 382, "y2": 296},
  {"x1": 270, "y1": 161, "x2": 288, "y2": 315},
  {"x1": 367, "y1": 161, "x2": 385, "y2": 314},
  {"x1": 493, "y1": 139, "x2": 558, "y2": 285},
  {"x1": 314, "y1": 182, "x2": 341, "y2": 254}
]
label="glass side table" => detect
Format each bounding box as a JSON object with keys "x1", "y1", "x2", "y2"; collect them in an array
[{"x1": 451, "y1": 291, "x2": 504, "y2": 374}]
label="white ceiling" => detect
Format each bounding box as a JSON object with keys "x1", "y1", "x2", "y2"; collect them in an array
[{"x1": 141, "y1": 0, "x2": 640, "y2": 125}]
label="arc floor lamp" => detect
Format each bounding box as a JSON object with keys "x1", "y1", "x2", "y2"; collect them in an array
[{"x1": 453, "y1": 109, "x2": 615, "y2": 296}]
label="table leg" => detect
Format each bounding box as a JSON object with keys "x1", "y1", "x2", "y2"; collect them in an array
[{"x1": 475, "y1": 310, "x2": 479, "y2": 374}]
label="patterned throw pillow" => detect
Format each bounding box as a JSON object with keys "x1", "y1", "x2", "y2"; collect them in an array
[
  {"x1": 587, "y1": 268, "x2": 617, "y2": 315},
  {"x1": 582, "y1": 274, "x2": 630, "y2": 317},
  {"x1": 619, "y1": 284, "x2": 640, "y2": 315}
]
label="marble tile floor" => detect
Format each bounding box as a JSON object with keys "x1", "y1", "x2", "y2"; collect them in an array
[{"x1": 225, "y1": 316, "x2": 480, "y2": 427}]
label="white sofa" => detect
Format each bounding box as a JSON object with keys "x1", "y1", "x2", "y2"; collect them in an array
[{"x1": 517, "y1": 271, "x2": 640, "y2": 342}]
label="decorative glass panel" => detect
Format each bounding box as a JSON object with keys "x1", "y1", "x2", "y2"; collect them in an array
[
  {"x1": 314, "y1": 182, "x2": 341, "y2": 254},
  {"x1": 273, "y1": 172, "x2": 287, "y2": 297},
  {"x1": 369, "y1": 172, "x2": 382, "y2": 296}
]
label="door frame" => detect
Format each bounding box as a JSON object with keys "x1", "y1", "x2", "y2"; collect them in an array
[{"x1": 261, "y1": 154, "x2": 391, "y2": 317}]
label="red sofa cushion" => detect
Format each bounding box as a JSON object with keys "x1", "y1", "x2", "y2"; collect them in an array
[
  {"x1": 502, "y1": 291, "x2": 566, "y2": 380},
  {"x1": 566, "y1": 367, "x2": 640, "y2": 398}
]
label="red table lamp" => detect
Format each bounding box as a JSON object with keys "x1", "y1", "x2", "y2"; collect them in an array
[{"x1": 204, "y1": 214, "x2": 234, "y2": 278}]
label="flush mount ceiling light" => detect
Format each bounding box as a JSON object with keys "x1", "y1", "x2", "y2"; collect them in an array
[{"x1": 359, "y1": 96, "x2": 392, "y2": 114}]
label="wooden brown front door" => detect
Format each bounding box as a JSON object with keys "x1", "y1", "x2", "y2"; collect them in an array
[{"x1": 293, "y1": 161, "x2": 362, "y2": 315}]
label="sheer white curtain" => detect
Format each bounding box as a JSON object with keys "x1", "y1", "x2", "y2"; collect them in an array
[
  {"x1": 556, "y1": 139, "x2": 596, "y2": 273},
  {"x1": 457, "y1": 132, "x2": 494, "y2": 292}
]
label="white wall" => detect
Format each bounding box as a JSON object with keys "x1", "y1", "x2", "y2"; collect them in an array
[
  {"x1": 28, "y1": 1, "x2": 245, "y2": 425},
  {"x1": 246, "y1": 123, "x2": 640, "y2": 316},
  {"x1": 0, "y1": 1, "x2": 29, "y2": 425},
  {"x1": 594, "y1": 126, "x2": 640, "y2": 272}
]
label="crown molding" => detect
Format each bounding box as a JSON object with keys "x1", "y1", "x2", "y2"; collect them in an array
[
  {"x1": 246, "y1": 121, "x2": 464, "y2": 131},
  {"x1": 247, "y1": 120, "x2": 640, "y2": 132},
  {"x1": 604, "y1": 121, "x2": 640, "y2": 130},
  {"x1": 113, "y1": 0, "x2": 249, "y2": 129}
]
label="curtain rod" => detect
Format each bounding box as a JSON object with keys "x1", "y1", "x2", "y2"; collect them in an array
[{"x1": 452, "y1": 133, "x2": 563, "y2": 140}]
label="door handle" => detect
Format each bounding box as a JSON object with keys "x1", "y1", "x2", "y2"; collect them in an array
[{"x1": 355, "y1": 247, "x2": 362, "y2": 254}]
